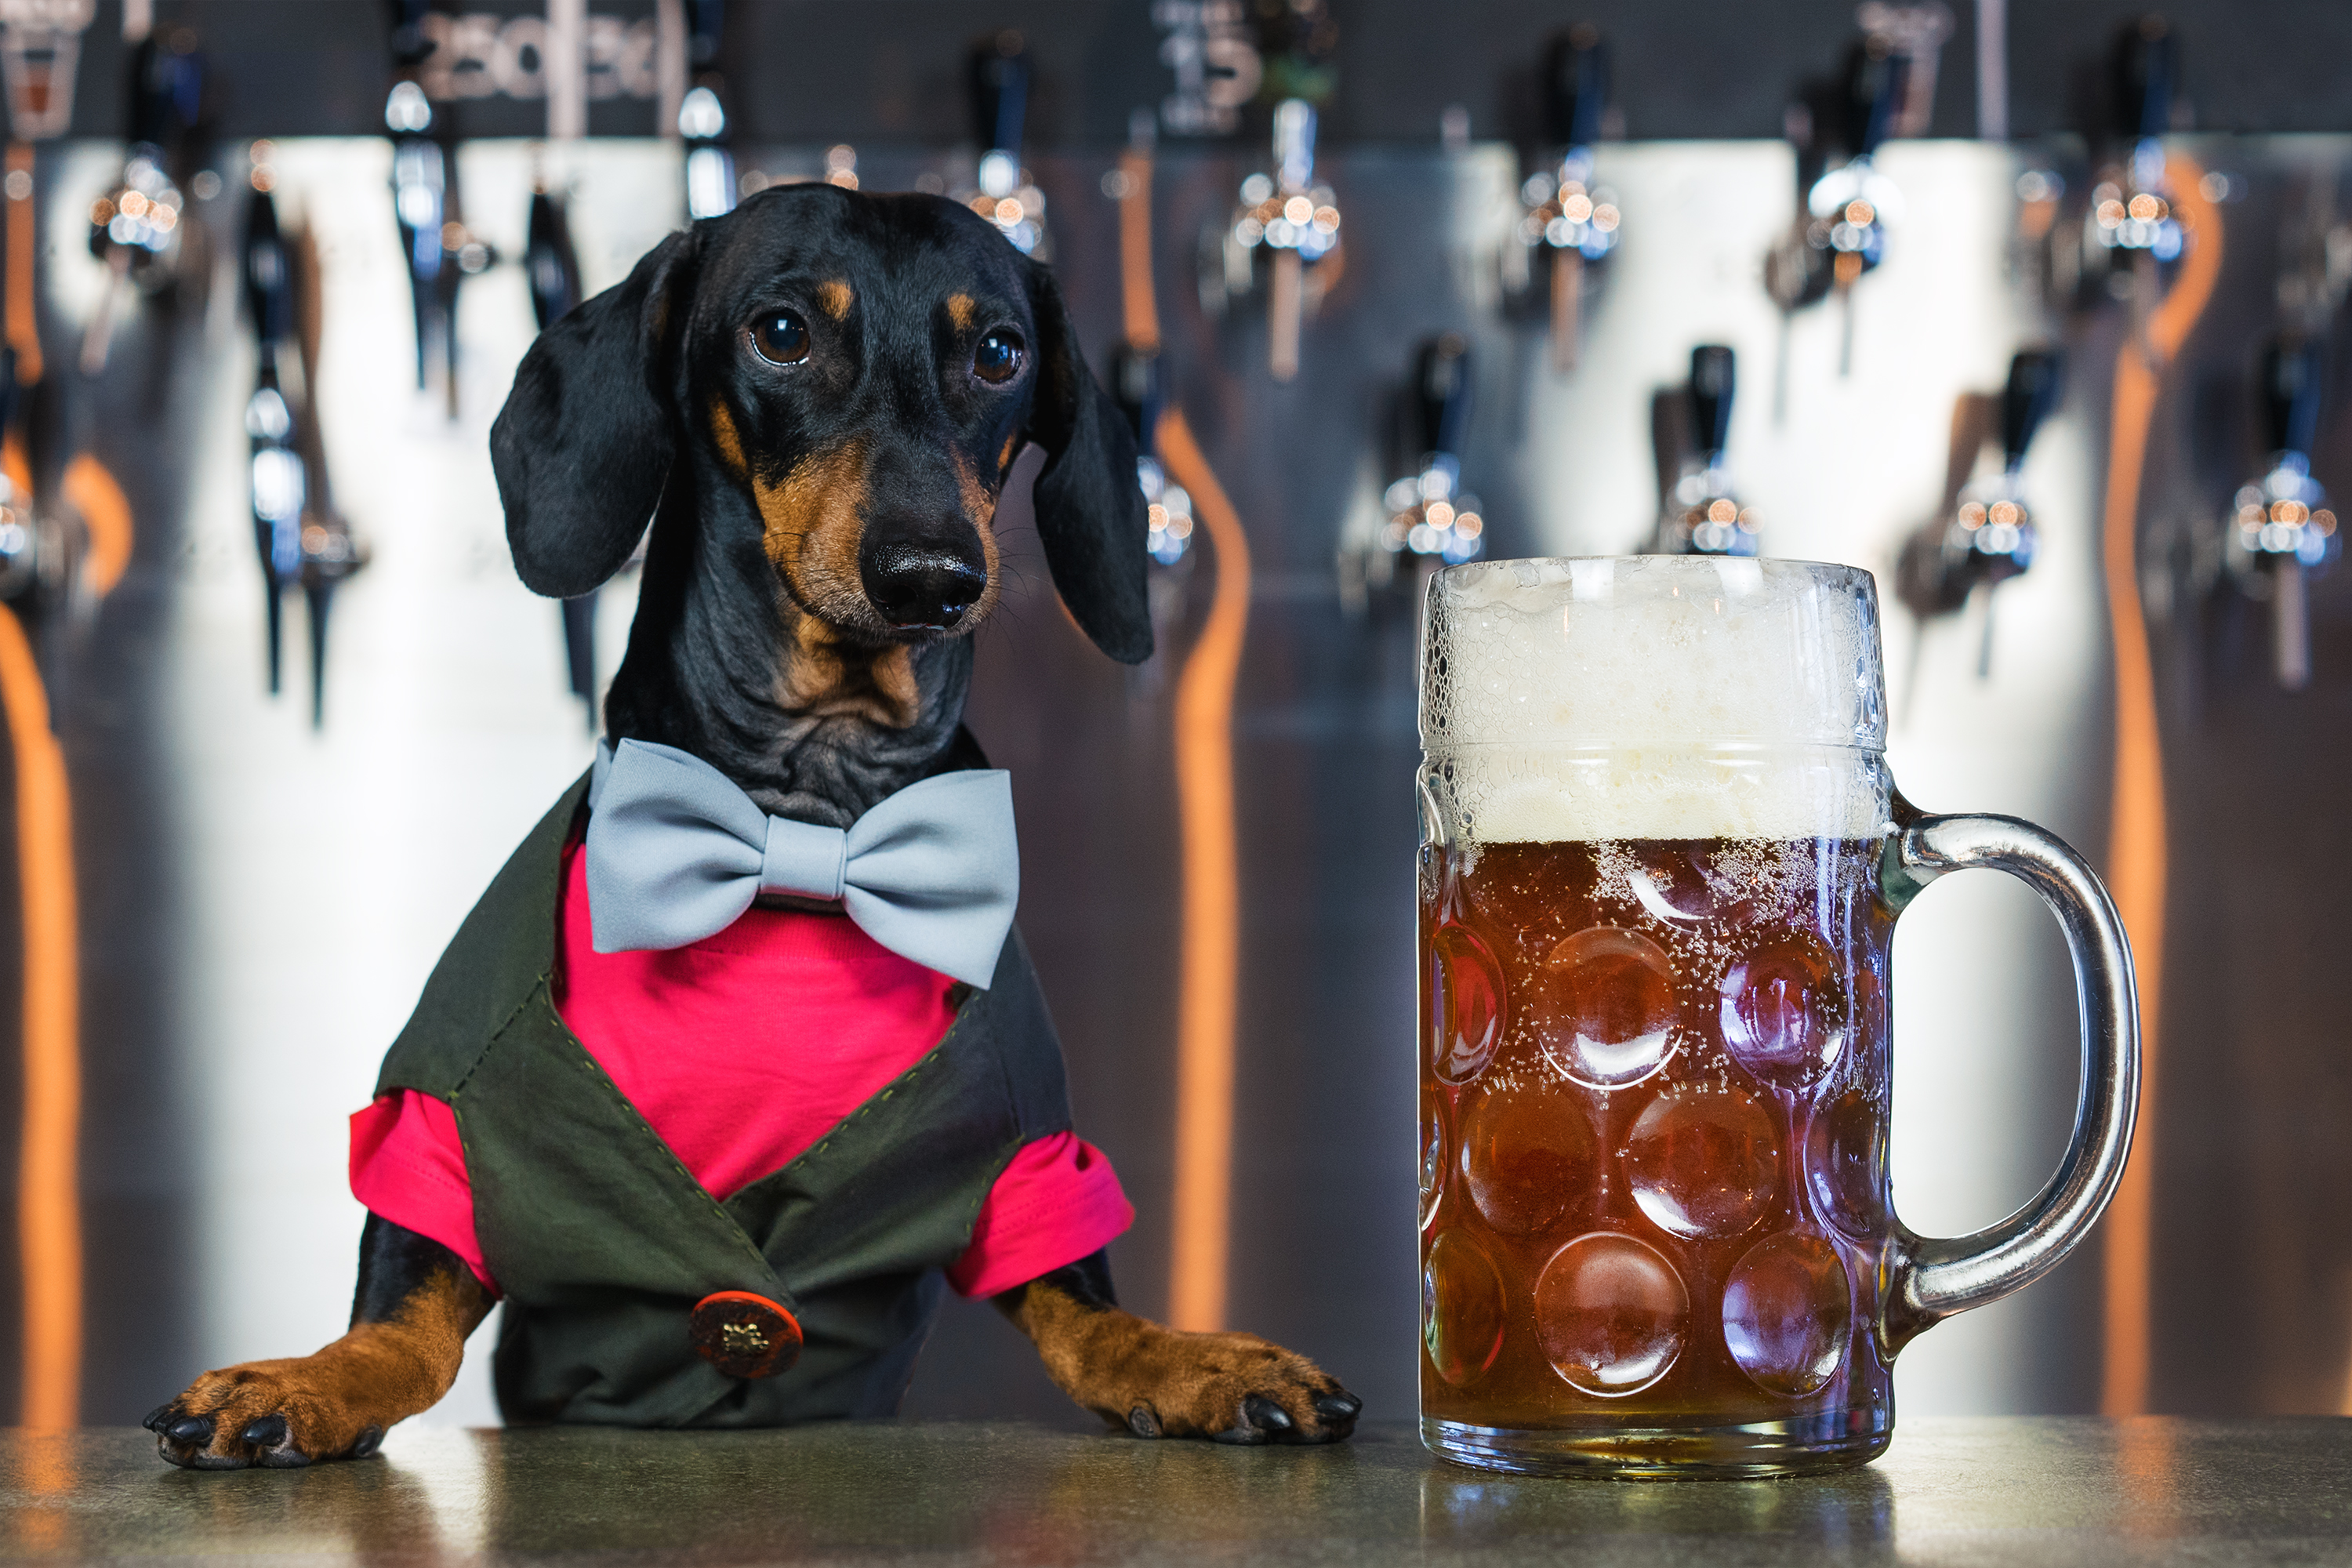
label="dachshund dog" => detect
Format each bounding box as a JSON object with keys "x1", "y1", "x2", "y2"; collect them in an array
[{"x1": 145, "y1": 186, "x2": 1358, "y2": 1466}]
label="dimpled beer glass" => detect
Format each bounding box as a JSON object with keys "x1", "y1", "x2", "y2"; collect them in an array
[{"x1": 1416, "y1": 557, "x2": 2136, "y2": 1477}]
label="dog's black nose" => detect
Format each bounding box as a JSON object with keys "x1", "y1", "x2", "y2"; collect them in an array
[{"x1": 858, "y1": 532, "x2": 989, "y2": 631}]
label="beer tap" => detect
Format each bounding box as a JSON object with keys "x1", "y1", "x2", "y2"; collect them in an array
[
  {"x1": 1380, "y1": 334, "x2": 1484, "y2": 566},
  {"x1": 1112, "y1": 341, "x2": 1192, "y2": 570},
  {"x1": 678, "y1": 1, "x2": 733, "y2": 220},
  {"x1": 386, "y1": 0, "x2": 492, "y2": 418},
  {"x1": 241, "y1": 154, "x2": 299, "y2": 700},
  {"x1": 80, "y1": 22, "x2": 205, "y2": 374},
  {"x1": 957, "y1": 31, "x2": 1046, "y2": 257},
  {"x1": 1511, "y1": 26, "x2": 1621, "y2": 373},
  {"x1": 2222, "y1": 337, "x2": 2337, "y2": 691},
  {"x1": 1652, "y1": 345, "x2": 1755, "y2": 556},
  {"x1": 1896, "y1": 348, "x2": 2063, "y2": 678},
  {"x1": 243, "y1": 141, "x2": 365, "y2": 724},
  {"x1": 2078, "y1": 17, "x2": 2185, "y2": 311},
  {"x1": 1214, "y1": 99, "x2": 1342, "y2": 384},
  {"x1": 1764, "y1": 29, "x2": 1913, "y2": 383}
]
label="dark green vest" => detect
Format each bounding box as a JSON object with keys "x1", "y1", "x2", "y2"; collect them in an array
[{"x1": 375, "y1": 775, "x2": 1077, "y2": 1428}]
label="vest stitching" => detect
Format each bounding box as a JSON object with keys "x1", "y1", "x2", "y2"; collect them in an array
[{"x1": 532, "y1": 987, "x2": 776, "y2": 1277}]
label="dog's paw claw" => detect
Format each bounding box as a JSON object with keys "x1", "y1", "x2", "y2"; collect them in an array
[
  {"x1": 164, "y1": 1415, "x2": 213, "y2": 1446},
  {"x1": 1243, "y1": 1395, "x2": 1292, "y2": 1434},
  {"x1": 349, "y1": 1426, "x2": 385, "y2": 1460},
  {"x1": 1126, "y1": 1406, "x2": 1162, "y2": 1439},
  {"x1": 240, "y1": 1415, "x2": 289, "y2": 1448},
  {"x1": 1314, "y1": 1390, "x2": 1361, "y2": 1421}
]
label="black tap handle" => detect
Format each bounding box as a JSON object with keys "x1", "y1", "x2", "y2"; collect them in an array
[
  {"x1": 1111, "y1": 341, "x2": 1163, "y2": 452},
  {"x1": 1414, "y1": 334, "x2": 1473, "y2": 459},
  {"x1": 386, "y1": 0, "x2": 436, "y2": 69},
  {"x1": 1844, "y1": 38, "x2": 1910, "y2": 161},
  {"x1": 2111, "y1": 16, "x2": 2176, "y2": 142},
  {"x1": 2260, "y1": 336, "x2": 2323, "y2": 460},
  {"x1": 525, "y1": 191, "x2": 582, "y2": 333},
  {"x1": 1690, "y1": 344, "x2": 1736, "y2": 465},
  {"x1": 243, "y1": 186, "x2": 290, "y2": 349},
  {"x1": 2000, "y1": 349, "x2": 2063, "y2": 472},
  {"x1": 688, "y1": 0, "x2": 725, "y2": 73},
  {"x1": 1541, "y1": 26, "x2": 1609, "y2": 151},
  {"x1": 969, "y1": 31, "x2": 1030, "y2": 155},
  {"x1": 129, "y1": 30, "x2": 204, "y2": 151}
]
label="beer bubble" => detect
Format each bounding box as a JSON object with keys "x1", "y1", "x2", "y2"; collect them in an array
[
  {"x1": 1622, "y1": 1080, "x2": 1780, "y2": 1239},
  {"x1": 1719, "y1": 931, "x2": 1848, "y2": 1092},
  {"x1": 1722, "y1": 1231, "x2": 1853, "y2": 1397},
  {"x1": 1460, "y1": 1077, "x2": 1599, "y2": 1236},
  {"x1": 1423, "y1": 1230, "x2": 1507, "y2": 1386},
  {"x1": 1535, "y1": 927, "x2": 1678, "y2": 1088},
  {"x1": 1533, "y1": 1232, "x2": 1688, "y2": 1397},
  {"x1": 1429, "y1": 922, "x2": 1506, "y2": 1084},
  {"x1": 1804, "y1": 1088, "x2": 1886, "y2": 1241},
  {"x1": 1420, "y1": 1100, "x2": 1449, "y2": 1232}
]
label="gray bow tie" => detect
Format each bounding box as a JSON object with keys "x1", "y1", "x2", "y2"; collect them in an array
[{"x1": 583, "y1": 739, "x2": 1018, "y2": 989}]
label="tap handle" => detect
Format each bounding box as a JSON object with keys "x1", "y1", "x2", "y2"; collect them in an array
[
  {"x1": 243, "y1": 184, "x2": 291, "y2": 349},
  {"x1": 2111, "y1": 16, "x2": 2176, "y2": 143},
  {"x1": 386, "y1": 0, "x2": 436, "y2": 69},
  {"x1": 1844, "y1": 37, "x2": 1910, "y2": 160},
  {"x1": 1541, "y1": 25, "x2": 1609, "y2": 151},
  {"x1": 2001, "y1": 349, "x2": 2063, "y2": 472},
  {"x1": 129, "y1": 29, "x2": 203, "y2": 152},
  {"x1": 1690, "y1": 344, "x2": 1736, "y2": 466},
  {"x1": 2259, "y1": 336, "x2": 2322, "y2": 460},
  {"x1": 1414, "y1": 334, "x2": 1473, "y2": 461},
  {"x1": 969, "y1": 31, "x2": 1030, "y2": 157},
  {"x1": 1111, "y1": 341, "x2": 1163, "y2": 452},
  {"x1": 1274, "y1": 98, "x2": 1317, "y2": 193},
  {"x1": 525, "y1": 190, "x2": 582, "y2": 333}
]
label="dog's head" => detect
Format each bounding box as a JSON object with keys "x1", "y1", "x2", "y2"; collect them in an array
[{"x1": 490, "y1": 185, "x2": 1151, "y2": 696}]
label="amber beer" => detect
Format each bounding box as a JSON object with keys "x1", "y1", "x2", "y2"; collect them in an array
[
  {"x1": 1418, "y1": 837, "x2": 1891, "y2": 1444},
  {"x1": 1417, "y1": 556, "x2": 2136, "y2": 1477}
]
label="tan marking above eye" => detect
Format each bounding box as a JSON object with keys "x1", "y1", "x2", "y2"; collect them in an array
[
  {"x1": 816, "y1": 280, "x2": 853, "y2": 320},
  {"x1": 946, "y1": 293, "x2": 976, "y2": 331},
  {"x1": 708, "y1": 397, "x2": 748, "y2": 477}
]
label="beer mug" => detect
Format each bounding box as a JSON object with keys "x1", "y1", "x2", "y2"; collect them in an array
[{"x1": 1416, "y1": 557, "x2": 2136, "y2": 1477}]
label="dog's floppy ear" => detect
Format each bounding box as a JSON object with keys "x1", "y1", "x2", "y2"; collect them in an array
[
  {"x1": 492, "y1": 227, "x2": 702, "y2": 597},
  {"x1": 1022, "y1": 263, "x2": 1152, "y2": 664}
]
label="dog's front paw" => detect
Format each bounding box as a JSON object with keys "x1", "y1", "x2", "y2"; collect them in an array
[
  {"x1": 1102, "y1": 1323, "x2": 1361, "y2": 1446},
  {"x1": 145, "y1": 1359, "x2": 388, "y2": 1471}
]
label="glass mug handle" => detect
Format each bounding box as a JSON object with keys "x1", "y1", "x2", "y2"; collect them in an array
[{"x1": 1878, "y1": 807, "x2": 2141, "y2": 1346}]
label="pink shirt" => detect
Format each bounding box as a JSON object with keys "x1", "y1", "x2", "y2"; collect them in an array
[{"x1": 350, "y1": 840, "x2": 1131, "y2": 1301}]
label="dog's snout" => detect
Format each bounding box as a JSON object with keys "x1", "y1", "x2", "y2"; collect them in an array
[{"x1": 858, "y1": 528, "x2": 989, "y2": 632}]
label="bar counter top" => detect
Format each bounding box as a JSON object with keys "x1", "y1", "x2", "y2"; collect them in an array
[{"x1": 2, "y1": 1417, "x2": 2346, "y2": 1564}]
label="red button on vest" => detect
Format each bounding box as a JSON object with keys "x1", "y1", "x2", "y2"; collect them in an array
[{"x1": 688, "y1": 1290, "x2": 803, "y2": 1380}]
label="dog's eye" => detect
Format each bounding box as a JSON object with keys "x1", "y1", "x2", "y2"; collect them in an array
[
  {"x1": 974, "y1": 331, "x2": 1025, "y2": 386},
  {"x1": 751, "y1": 312, "x2": 811, "y2": 366}
]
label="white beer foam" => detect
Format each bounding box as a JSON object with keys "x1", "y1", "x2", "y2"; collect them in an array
[{"x1": 1421, "y1": 557, "x2": 1889, "y2": 842}]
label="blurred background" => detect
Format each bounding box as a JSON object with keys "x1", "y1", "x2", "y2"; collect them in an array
[{"x1": 0, "y1": 0, "x2": 2341, "y2": 1436}]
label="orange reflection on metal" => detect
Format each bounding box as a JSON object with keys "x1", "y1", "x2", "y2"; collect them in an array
[
  {"x1": 64, "y1": 456, "x2": 131, "y2": 599},
  {"x1": 1158, "y1": 406, "x2": 1250, "y2": 1335},
  {"x1": 5, "y1": 143, "x2": 39, "y2": 385},
  {"x1": 1116, "y1": 147, "x2": 1158, "y2": 353},
  {"x1": 0, "y1": 601, "x2": 79, "y2": 1428},
  {"x1": 2100, "y1": 150, "x2": 2221, "y2": 1419}
]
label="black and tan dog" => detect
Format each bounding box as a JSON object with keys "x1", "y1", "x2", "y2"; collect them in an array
[{"x1": 145, "y1": 186, "x2": 1357, "y2": 1467}]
